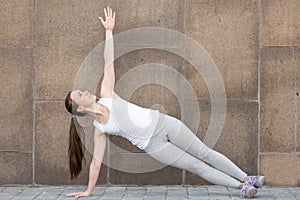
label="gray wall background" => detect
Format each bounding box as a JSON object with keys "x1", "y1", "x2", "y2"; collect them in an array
[{"x1": 0, "y1": 0, "x2": 299, "y2": 186}]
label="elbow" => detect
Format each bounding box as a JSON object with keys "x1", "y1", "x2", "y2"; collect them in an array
[
  {"x1": 104, "y1": 56, "x2": 114, "y2": 64},
  {"x1": 91, "y1": 159, "x2": 102, "y2": 169}
]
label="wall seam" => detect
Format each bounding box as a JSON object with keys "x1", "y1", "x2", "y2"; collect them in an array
[
  {"x1": 35, "y1": 99, "x2": 67, "y2": 103},
  {"x1": 0, "y1": 151, "x2": 32, "y2": 154},
  {"x1": 260, "y1": 152, "x2": 300, "y2": 156},
  {"x1": 257, "y1": 0, "x2": 261, "y2": 175},
  {"x1": 293, "y1": 47, "x2": 297, "y2": 152},
  {"x1": 0, "y1": 45, "x2": 32, "y2": 49},
  {"x1": 182, "y1": 0, "x2": 187, "y2": 186},
  {"x1": 107, "y1": 136, "x2": 110, "y2": 185},
  {"x1": 32, "y1": 0, "x2": 37, "y2": 186}
]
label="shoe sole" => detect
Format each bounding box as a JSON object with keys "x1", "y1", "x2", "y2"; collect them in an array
[
  {"x1": 248, "y1": 188, "x2": 257, "y2": 198},
  {"x1": 255, "y1": 176, "x2": 265, "y2": 188},
  {"x1": 260, "y1": 176, "x2": 265, "y2": 187}
]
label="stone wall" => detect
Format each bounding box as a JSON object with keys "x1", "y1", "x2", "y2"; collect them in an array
[{"x1": 0, "y1": 0, "x2": 299, "y2": 186}]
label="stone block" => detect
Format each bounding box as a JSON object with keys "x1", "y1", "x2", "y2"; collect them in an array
[
  {"x1": 260, "y1": 154, "x2": 300, "y2": 186},
  {"x1": 0, "y1": 152, "x2": 32, "y2": 184},
  {"x1": 34, "y1": 101, "x2": 107, "y2": 185},
  {"x1": 185, "y1": 0, "x2": 258, "y2": 100},
  {"x1": 34, "y1": 0, "x2": 105, "y2": 100},
  {"x1": 185, "y1": 101, "x2": 258, "y2": 184},
  {"x1": 0, "y1": 0, "x2": 34, "y2": 46},
  {"x1": 0, "y1": 47, "x2": 33, "y2": 152},
  {"x1": 109, "y1": 166, "x2": 182, "y2": 185},
  {"x1": 261, "y1": 47, "x2": 296, "y2": 153},
  {"x1": 103, "y1": 0, "x2": 184, "y2": 34},
  {"x1": 260, "y1": 0, "x2": 300, "y2": 46}
]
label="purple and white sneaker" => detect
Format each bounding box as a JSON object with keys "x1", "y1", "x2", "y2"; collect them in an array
[
  {"x1": 247, "y1": 176, "x2": 265, "y2": 188},
  {"x1": 240, "y1": 182, "x2": 257, "y2": 198}
]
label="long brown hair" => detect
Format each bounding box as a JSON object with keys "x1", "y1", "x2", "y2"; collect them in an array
[{"x1": 65, "y1": 91, "x2": 87, "y2": 181}]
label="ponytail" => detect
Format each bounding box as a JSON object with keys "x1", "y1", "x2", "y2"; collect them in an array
[
  {"x1": 68, "y1": 117, "x2": 86, "y2": 180},
  {"x1": 65, "y1": 91, "x2": 87, "y2": 181}
]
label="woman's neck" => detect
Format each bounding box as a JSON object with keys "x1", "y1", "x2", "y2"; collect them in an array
[{"x1": 84, "y1": 102, "x2": 104, "y2": 118}]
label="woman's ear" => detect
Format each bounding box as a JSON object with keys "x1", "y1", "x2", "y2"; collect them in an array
[{"x1": 76, "y1": 106, "x2": 85, "y2": 113}]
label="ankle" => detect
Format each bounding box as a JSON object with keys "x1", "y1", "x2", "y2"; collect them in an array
[
  {"x1": 243, "y1": 175, "x2": 249, "y2": 182},
  {"x1": 237, "y1": 183, "x2": 244, "y2": 189}
]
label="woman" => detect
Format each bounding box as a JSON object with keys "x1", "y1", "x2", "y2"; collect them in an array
[{"x1": 65, "y1": 7, "x2": 264, "y2": 199}]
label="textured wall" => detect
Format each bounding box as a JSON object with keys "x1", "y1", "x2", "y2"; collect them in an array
[{"x1": 0, "y1": 0, "x2": 299, "y2": 186}]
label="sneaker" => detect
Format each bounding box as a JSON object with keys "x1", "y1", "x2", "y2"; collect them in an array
[
  {"x1": 247, "y1": 175, "x2": 265, "y2": 188},
  {"x1": 240, "y1": 182, "x2": 257, "y2": 198}
]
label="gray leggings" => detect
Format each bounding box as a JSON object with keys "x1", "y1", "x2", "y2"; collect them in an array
[{"x1": 144, "y1": 113, "x2": 247, "y2": 188}]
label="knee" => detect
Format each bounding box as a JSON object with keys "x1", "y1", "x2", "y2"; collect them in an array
[
  {"x1": 189, "y1": 162, "x2": 209, "y2": 176},
  {"x1": 200, "y1": 149, "x2": 219, "y2": 163}
]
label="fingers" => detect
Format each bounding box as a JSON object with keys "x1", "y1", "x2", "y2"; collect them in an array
[
  {"x1": 66, "y1": 192, "x2": 78, "y2": 196},
  {"x1": 102, "y1": 6, "x2": 115, "y2": 20},
  {"x1": 104, "y1": 7, "x2": 107, "y2": 18},
  {"x1": 66, "y1": 192, "x2": 83, "y2": 198},
  {"x1": 98, "y1": 16, "x2": 104, "y2": 24},
  {"x1": 75, "y1": 193, "x2": 87, "y2": 198}
]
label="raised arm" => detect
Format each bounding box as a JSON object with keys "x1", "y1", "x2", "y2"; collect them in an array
[{"x1": 99, "y1": 7, "x2": 116, "y2": 98}]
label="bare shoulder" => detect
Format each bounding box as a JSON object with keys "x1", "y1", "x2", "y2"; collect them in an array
[{"x1": 94, "y1": 127, "x2": 106, "y2": 137}]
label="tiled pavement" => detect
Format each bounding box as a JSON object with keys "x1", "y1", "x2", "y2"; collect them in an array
[{"x1": 0, "y1": 185, "x2": 299, "y2": 200}]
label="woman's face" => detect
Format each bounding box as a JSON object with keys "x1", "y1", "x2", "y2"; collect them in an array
[{"x1": 70, "y1": 90, "x2": 96, "y2": 109}]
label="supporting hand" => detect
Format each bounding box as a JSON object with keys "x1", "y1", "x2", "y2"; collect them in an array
[
  {"x1": 66, "y1": 190, "x2": 91, "y2": 198},
  {"x1": 98, "y1": 6, "x2": 115, "y2": 31}
]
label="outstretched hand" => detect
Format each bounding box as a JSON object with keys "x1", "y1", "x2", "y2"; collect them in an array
[
  {"x1": 98, "y1": 6, "x2": 115, "y2": 31},
  {"x1": 66, "y1": 190, "x2": 91, "y2": 198}
]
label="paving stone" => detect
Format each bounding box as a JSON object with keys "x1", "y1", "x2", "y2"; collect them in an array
[
  {"x1": 146, "y1": 186, "x2": 167, "y2": 197},
  {"x1": 124, "y1": 188, "x2": 147, "y2": 197},
  {"x1": 1, "y1": 187, "x2": 23, "y2": 196},
  {"x1": 166, "y1": 197, "x2": 187, "y2": 200},
  {"x1": 144, "y1": 196, "x2": 165, "y2": 200},
  {"x1": 188, "y1": 197, "x2": 209, "y2": 200},
  {"x1": 167, "y1": 186, "x2": 187, "y2": 197},
  {"x1": 146, "y1": 186, "x2": 167, "y2": 193},
  {"x1": 100, "y1": 187, "x2": 126, "y2": 200},
  {"x1": 124, "y1": 191, "x2": 145, "y2": 197},
  {"x1": 91, "y1": 186, "x2": 106, "y2": 196},
  {"x1": 122, "y1": 197, "x2": 144, "y2": 200},
  {"x1": 187, "y1": 186, "x2": 209, "y2": 196},
  {"x1": 35, "y1": 196, "x2": 57, "y2": 200},
  {"x1": 100, "y1": 196, "x2": 123, "y2": 200},
  {"x1": 289, "y1": 187, "x2": 300, "y2": 194},
  {"x1": 12, "y1": 197, "x2": 34, "y2": 200}
]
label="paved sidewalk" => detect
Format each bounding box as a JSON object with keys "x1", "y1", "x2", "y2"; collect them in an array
[{"x1": 0, "y1": 185, "x2": 299, "y2": 200}]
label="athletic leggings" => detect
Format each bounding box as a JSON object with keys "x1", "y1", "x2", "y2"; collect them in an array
[{"x1": 144, "y1": 113, "x2": 247, "y2": 188}]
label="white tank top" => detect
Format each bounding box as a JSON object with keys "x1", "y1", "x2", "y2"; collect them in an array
[{"x1": 93, "y1": 94, "x2": 160, "y2": 150}]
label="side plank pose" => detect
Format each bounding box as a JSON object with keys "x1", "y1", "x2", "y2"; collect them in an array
[{"x1": 65, "y1": 7, "x2": 264, "y2": 199}]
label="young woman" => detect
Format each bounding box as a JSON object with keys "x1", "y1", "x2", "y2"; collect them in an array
[{"x1": 65, "y1": 7, "x2": 264, "y2": 199}]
